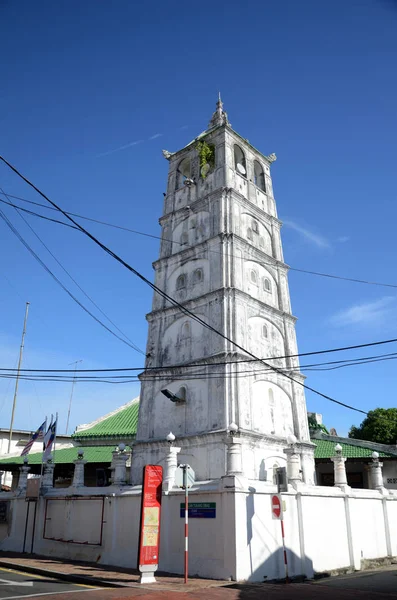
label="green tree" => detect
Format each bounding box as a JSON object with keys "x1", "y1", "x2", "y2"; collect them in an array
[{"x1": 348, "y1": 408, "x2": 397, "y2": 445}]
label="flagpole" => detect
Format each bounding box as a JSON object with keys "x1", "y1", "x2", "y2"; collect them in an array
[
  {"x1": 40, "y1": 416, "x2": 48, "y2": 479},
  {"x1": 65, "y1": 360, "x2": 82, "y2": 434},
  {"x1": 8, "y1": 302, "x2": 30, "y2": 453},
  {"x1": 53, "y1": 412, "x2": 58, "y2": 464}
]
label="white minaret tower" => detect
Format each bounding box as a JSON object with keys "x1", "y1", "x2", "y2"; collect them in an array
[{"x1": 132, "y1": 97, "x2": 315, "y2": 485}]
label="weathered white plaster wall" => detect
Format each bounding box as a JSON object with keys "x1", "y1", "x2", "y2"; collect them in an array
[{"x1": 1, "y1": 482, "x2": 397, "y2": 582}]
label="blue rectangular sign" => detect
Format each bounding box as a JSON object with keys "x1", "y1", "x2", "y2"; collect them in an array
[{"x1": 180, "y1": 502, "x2": 216, "y2": 519}]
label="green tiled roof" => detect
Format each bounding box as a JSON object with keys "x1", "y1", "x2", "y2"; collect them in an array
[
  {"x1": 72, "y1": 398, "x2": 139, "y2": 440},
  {"x1": 0, "y1": 446, "x2": 117, "y2": 466},
  {"x1": 313, "y1": 439, "x2": 395, "y2": 459}
]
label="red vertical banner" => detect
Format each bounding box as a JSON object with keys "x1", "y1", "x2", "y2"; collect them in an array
[{"x1": 138, "y1": 465, "x2": 163, "y2": 571}]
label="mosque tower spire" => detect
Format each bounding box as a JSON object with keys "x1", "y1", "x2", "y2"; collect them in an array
[{"x1": 208, "y1": 92, "x2": 230, "y2": 129}]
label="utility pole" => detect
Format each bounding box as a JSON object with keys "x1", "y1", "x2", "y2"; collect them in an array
[
  {"x1": 65, "y1": 360, "x2": 82, "y2": 434},
  {"x1": 8, "y1": 302, "x2": 30, "y2": 453}
]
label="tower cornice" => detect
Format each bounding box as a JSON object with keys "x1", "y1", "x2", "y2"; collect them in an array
[
  {"x1": 151, "y1": 232, "x2": 290, "y2": 273},
  {"x1": 145, "y1": 287, "x2": 297, "y2": 324}
]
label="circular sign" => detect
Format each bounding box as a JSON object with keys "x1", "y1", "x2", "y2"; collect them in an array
[{"x1": 271, "y1": 495, "x2": 281, "y2": 519}]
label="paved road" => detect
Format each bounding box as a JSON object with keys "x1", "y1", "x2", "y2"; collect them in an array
[
  {"x1": 0, "y1": 567, "x2": 99, "y2": 600},
  {"x1": 1, "y1": 565, "x2": 396, "y2": 600},
  {"x1": 314, "y1": 564, "x2": 397, "y2": 595}
]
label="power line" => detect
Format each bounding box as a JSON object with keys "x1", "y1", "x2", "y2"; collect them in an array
[
  {"x1": 2, "y1": 189, "x2": 397, "y2": 290},
  {"x1": 1, "y1": 187, "x2": 145, "y2": 355},
  {"x1": 0, "y1": 191, "x2": 170, "y2": 242},
  {"x1": 2, "y1": 340, "x2": 397, "y2": 373},
  {"x1": 2, "y1": 352, "x2": 397, "y2": 383},
  {"x1": 0, "y1": 206, "x2": 145, "y2": 356},
  {"x1": 0, "y1": 197, "x2": 79, "y2": 230},
  {"x1": 0, "y1": 156, "x2": 378, "y2": 419}
]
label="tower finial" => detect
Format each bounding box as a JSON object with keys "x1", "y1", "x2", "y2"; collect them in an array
[{"x1": 208, "y1": 93, "x2": 230, "y2": 129}]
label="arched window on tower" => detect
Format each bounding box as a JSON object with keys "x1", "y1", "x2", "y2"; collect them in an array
[
  {"x1": 177, "y1": 386, "x2": 187, "y2": 403},
  {"x1": 252, "y1": 219, "x2": 259, "y2": 233},
  {"x1": 176, "y1": 274, "x2": 187, "y2": 290},
  {"x1": 262, "y1": 324, "x2": 268, "y2": 339},
  {"x1": 176, "y1": 157, "x2": 191, "y2": 190},
  {"x1": 247, "y1": 227, "x2": 253, "y2": 241},
  {"x1": 263, "y1": 277, "x2": 271, "y2": 292},
  {"x1": 269, "y1": 389, "x2": 276, "y2": 435},
  {"x1": 234, "y1": 145, "x2": 246, "y2": 177},
  {"x1": 181, "y1": 321, "x2": 191, "y2": 340},
  {"x1": 250, "y1": 270, "x2": 258, "y2": 284},
  {"x1": 272, "y1": 462, "x2": 279, "y2": 484},
  {"x1": 180, "y1": 232, "x2": 188, "y2": 246},
  {"x1": 193, "y1": 268, "x2": 203, "y2": 284},
  {"x1": 254, "y1": 160, "x2": 266, "y2": 192}
]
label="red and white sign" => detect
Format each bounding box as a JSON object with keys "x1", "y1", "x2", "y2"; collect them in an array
[
  {"x1": 138, "y1": 465, "x2": 163, "y2": 570},
  {"x1": 271, "y1": 494, "x2": 282, "y2": 520}
]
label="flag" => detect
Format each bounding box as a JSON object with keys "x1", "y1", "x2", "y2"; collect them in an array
[
  {"x1": 21, "y1": 420, "x2": 46, "y2": 456},
  {"x1": 42, "y1": 418, "x2": 57, "y2": 462}
]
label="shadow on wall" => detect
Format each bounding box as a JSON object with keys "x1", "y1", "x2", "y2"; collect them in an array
[{"x1": 244, "y1": 491, "x2": 313, "y2": 584}]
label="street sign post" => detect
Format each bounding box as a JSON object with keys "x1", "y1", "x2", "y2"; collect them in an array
[
  {"x1": 177, "y1": 464, "x2": 195, "y2": 584},
  {"x1": 271, "y1": 494, "x2": 282, "y2": 520},
  {"x1": 175, "y1": 464, "x2": 195, "y2": 489},
  {"x1": 271, "y1": 494, "x2": 289, "y2": 583}
]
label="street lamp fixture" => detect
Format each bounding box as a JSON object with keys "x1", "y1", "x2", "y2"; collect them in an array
[{"x1": 161, "y1": 389, "x2": 185, "y2": 403}]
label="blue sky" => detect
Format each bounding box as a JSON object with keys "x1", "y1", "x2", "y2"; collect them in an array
[{"x1": 1, "y1": 0, "x2": 397, "y2": 437}]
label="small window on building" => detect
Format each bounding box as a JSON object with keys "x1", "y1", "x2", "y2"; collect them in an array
[
  {"x1": 176, "y1": 158, "x2": 191, "y2": 190},
  {"x1": 262, "y1": 324, "x2": 268, "y2": 338},
  {"x1": 176, "y1": 274, "x2": 187, "y2": 290},
  {"x1": 180, "y1": 232, "x2": 188, "y2": 246},
  {"x1": 234, "y1": 145, "x2": 246, "y2": 177},
  {"x1": 254, "y1": 160, "x2": 266, "y2": 192},
  {"x1": 247, "y1": 227, "x2": 253, "y2": 241},
  {"x1": 193, "y1": 268, "x2": 203, "y2": 283},
  {"x1": 263, "y1": 277, "x2": 271, "y2": 292},
  {"x1": 250, "y1": 270, "x2": 258, "y2": 284},
  {"x1": 252, "y1": 219, "x2": 258, "y2": 233},
  {"x1": 259, "y1": 237, "x2": 264, "y2": 248}
]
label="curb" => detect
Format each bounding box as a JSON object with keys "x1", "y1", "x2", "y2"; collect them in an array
[{"x1": 0, "y1": 560, "x2": 127, "y2": 588}]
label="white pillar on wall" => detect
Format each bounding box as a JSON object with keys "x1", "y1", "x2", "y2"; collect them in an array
[
  {"x1": 17, "y1": 457, "x2": 30, "y2": 493},
  {"x1": 331, "y1": 444, "x2": 350, "y2": 491},
  {"x1": 370, "y1": 451, "x2": 388, "y2": 494},
  {"x1": 226, "y1": 424, "x2": 243, "y2": 476},
  {"x1": 42, "y1": 458, "x2": 55, "y2": 489},
  {"x1": 163, "y1": 432, "x2": 181, "y2": 494},
  {"x1": 283, "y1": 434, "x2": 302, "y2": 488},
  {"x1": 110, "y1": 444, "x2": 129, "y2": 486},
  {"x1": 72, "y1": 451, "x2": 87, "y2": 488}
]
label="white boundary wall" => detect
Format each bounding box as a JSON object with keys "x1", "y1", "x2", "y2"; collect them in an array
[{"x1": 0, "y1": 480, "x2": 396, "y2": 581}]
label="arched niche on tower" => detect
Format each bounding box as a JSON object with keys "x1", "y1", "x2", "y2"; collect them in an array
[
  {"x1": 167, "y1": 259, "x2": 209, "y2": 303},
  {"x1": 172, "y1": 210, "x2": 210, "y2": 254},
  {"x1": 251, "y1": 380, "x2": 294, "y2": 437},
  {"x1": 243, "y1": 260, "x2": 279, "y2": 309},
  {"x1": 161, "y1": 315, "x2": 209, "y2": 366},
  {"x1": 240, "y1": 213, "x2": 272, "y2": 255},
  {"x1": 247, "y1": 316, "x2": 285, "y2": 366}
]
